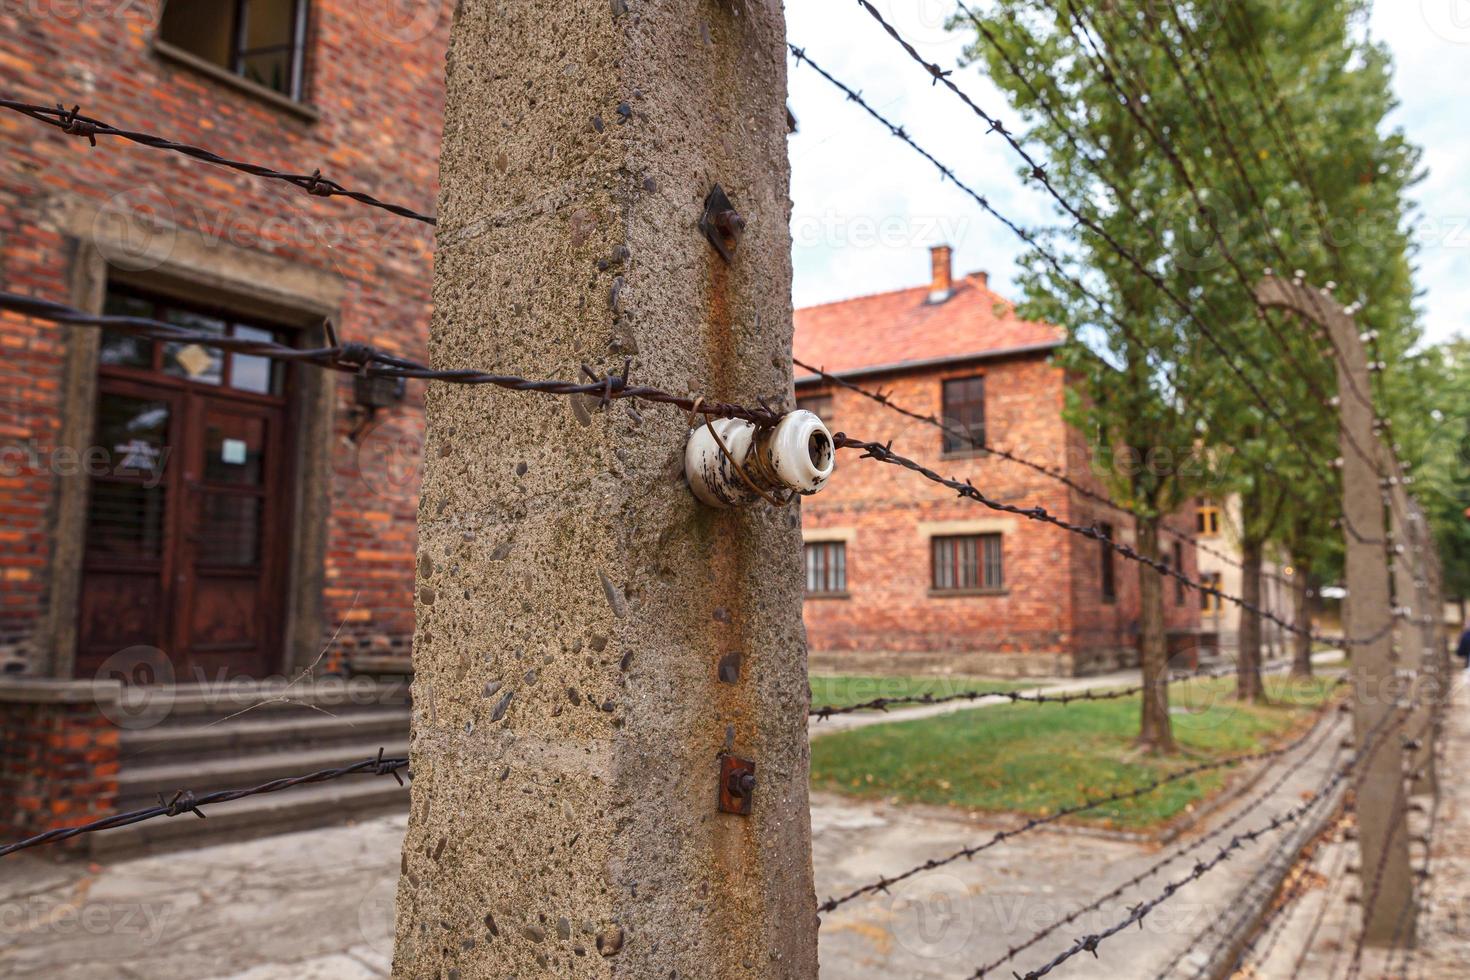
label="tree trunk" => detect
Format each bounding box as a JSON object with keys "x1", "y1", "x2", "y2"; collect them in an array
[
  {"x1": 1136, "y1": 517, "x2": 1176, "y2": 753},
  {"x1": 1291, "y1": 554, "x2": 1313, "y2": 678},
  {"x1": 1237, "y1": 534, "x2": 1268, "y2": 702}
]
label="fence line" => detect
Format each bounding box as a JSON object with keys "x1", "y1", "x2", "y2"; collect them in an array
[
  {"x1": 971, "y1": 699, "x2": 1347, "y2": 977},
  {"x1": 819, "y1": 692, "x2": 1348, "y2": 916},
  {"x1": 1007, "y1": 698, "x2": 1413, "y2": 978},
  {"x1": 0, "y1": 289, "x2": 1363, "y2": 645}
]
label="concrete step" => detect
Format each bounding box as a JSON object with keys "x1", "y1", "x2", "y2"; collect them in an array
[
  {"x1": 89, "y1": 776, "x2": 409, "y2": 857},
  {"x1": 119, "y1": 708, "x2": 410, "y2": 764},
  {"x1": 116, "y1": 741, "x2": 410, "y2": 811},
  {"x1": 116, "y1": 677, "x2": 411, "y2": 727}
]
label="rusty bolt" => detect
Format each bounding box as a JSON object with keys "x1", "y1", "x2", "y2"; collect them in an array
[
  {"x1": 728, "y1": 770, "x2": 756, "y2": 797},
  {"x1": 713, "y1": 208, "x2": 745, "y2": 237}
]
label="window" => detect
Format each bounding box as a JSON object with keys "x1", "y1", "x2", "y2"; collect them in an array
[
  {"x1": 932, "y1": 534, "x2": 1003, "y2": 592},
  {"x1": 804, "y1": 542, "x2": 846, "y2": 595},
  {"x1": 1200, "y1": 572, "x2": 1223, "y2": 614},
  {"x1": 796, "y1": 393, "x2": 833, "y2": 424},
  {"x1": 1173, "y1": 541, "x2": 1186, "y2": 605},
  {"x1": 941, "y1": 375, "x2": 985, "y2": 453},
  {"x1": 1196, "y1": 504, "x2": 1222, "y2": 537},
  {"x1": 101, "y1": 289, "x2": 288, "y2": 395},
  {"x1": 1099, "y1": 522, "x2": 1116, "y2": 603},
  {"x1": 159, "y1": 0, "x2": 310, "y2": 101}
]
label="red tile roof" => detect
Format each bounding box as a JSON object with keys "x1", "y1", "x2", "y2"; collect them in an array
[{"x1": 793, "y1": 273, "x2": 1063, "y2": 380}]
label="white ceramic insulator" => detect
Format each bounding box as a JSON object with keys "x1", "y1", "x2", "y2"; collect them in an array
[{"x1": 685, "y1": 410, "x2": 835, "y2": 508}]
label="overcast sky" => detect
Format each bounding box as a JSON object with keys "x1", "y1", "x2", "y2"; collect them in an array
[{"x1": 786, "y1": 1, "x2": 1467, "y2": 346}]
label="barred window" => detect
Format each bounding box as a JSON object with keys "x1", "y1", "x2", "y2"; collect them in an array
[
  {"x1": 804, "y1": 541, "x2": 846, "y2": 595},
  {"x1": 932, "y1": 534, "x2": 1003, "y2": 592}
]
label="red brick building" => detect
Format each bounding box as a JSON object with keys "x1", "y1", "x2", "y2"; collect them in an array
[
  {"x1": 0, "y1": 0, "x2": 445, "y2": 846},
  {"x1": 1, "y1": 0, "x2": 446, "y2": 679},
  {"x1": 795, "y1": 246, "x2": 1200, "y2": 677}
]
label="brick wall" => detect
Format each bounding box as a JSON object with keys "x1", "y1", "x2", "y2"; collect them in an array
[
  {"x1": 800, "y1": 352, "x2": 1200, "y2": 676},
  {"x1": 0, "y1": 1, "x2": 451, "y2": 671},
  {"x1": 0, "y1": 683, "x2": 120, "y2": 845}
]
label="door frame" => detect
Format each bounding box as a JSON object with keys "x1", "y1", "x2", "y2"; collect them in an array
[{"x1": 37, "y1": 235, "x2": 341, "y2": 682}]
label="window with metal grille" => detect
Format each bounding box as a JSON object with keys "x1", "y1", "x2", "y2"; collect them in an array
[
  {"x1": 931, "y1": 534, "x2": 1003, "y2": 592},
  {"x1": 159, "y1": 0, "x2": 310, "y2": 101},
  {"x1": 1099, "y1": 522, "x2": 1116, "y2": 603},
  {"x1": 940, "y1": 375, "x2": 985, "y2": 453},
  {"x1": 804, "y1": 541, "x2": 846, "y2": 595}
]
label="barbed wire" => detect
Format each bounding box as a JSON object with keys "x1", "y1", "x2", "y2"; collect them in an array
[
  {"x1": 0, "y1": 99, "x2": 437, "y2": 225},
  {"x1": 0, "y1": 291, "x2": 787, "y2": 427},
  {"x1": 810, "y1": 660, "x2": 1286, "y2": 720},
  {"x1": 818, "y1": 693, "x2": 1346, "y2": 916},
  {"x1": 0, "y1": 749, "x2": 409, "y2": 859},
  {"x1": 785, "y1": 44, "x2": 1182, "y2": 393},
  {"x1": 1008, "y1": 697, "x2": 1413, "y2": 979},
  {"x1": 1203, "y1": 808, "x2": 1348, "y2": 980},
  {"x1": 796, "y1": 355, "x2": 1298, "y2": 587},
  {"x1": 790, "y1": 40, "x2": 1386, "y2": 559},
  {"x1": 970, "y1": 696, "x2": 1347, "y2": 977},
  {"x1": 6, "y1": 290, "x2": 1376, "y2": 643},
  {"x1": 848, "y1": 1, "x2": 1376, "y2": 506},
  {"x1": 833, "y1": 433, "x2": 1393, "y2": 646}
]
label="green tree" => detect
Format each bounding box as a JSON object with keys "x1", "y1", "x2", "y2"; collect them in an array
[{"x1": 955, "y1": 0, "x2": 1424, "y2": 730}]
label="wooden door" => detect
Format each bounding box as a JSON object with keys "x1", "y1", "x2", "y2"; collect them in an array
[
  {"x1": 74, "y1": 381, "x2": 182, "y2": 678},
  {"x1": 75, "y1": 286, "x2": 295, "y2": 681},
  {"x1": 172, "y1": 395, "x2": 284, "y2": 680}
]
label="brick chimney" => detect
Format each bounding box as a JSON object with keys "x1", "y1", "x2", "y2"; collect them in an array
[{"x1": 928, "y1": 244, "x2": 953, "y2": 303}]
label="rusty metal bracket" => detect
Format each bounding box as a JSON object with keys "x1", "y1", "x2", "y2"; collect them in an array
[
  {"x1": 718, "y1": 754, "x2": 755, "y2": 816},
  {"x1": 698, "y1": 184, "x2": 745, "y2": 264}
]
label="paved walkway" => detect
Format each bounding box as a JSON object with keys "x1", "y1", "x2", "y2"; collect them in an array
[{"x1": 0, "y1": 694, "x2": 1355, "y2": 979}]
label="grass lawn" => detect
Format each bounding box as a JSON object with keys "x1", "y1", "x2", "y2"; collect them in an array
[
  {"x1": 810, "y1": 674, "x2": 1343, "y2": 830},
  {"x1": 809, "y1": 674, "x2": 1044, "y2": 713}
]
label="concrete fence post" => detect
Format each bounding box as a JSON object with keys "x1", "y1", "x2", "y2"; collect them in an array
[
  {"x1": 1255, "y1": 276, "x2": 1415, "y2": 948},
  {"x1": 1390, "y1": 481, "x2": 1439, "y2": 796},
  {"x1": 391, "y1": 2, "x2": 818, "y2": 977}
]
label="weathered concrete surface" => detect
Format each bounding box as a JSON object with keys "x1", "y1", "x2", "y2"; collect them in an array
[
  {"x1": 0, "y1": 699, "x2": 1357, "y2": 980},
  {"x1": 398, "y1": 1, "x2": 814, "y2": 977}
]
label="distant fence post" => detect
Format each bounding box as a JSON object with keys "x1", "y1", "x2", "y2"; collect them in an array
[
  {"x1": 1402, "y1": 494, "x2": 1446, "y2": 795},
  {"x1": 391, "y1": 2, "x2": 818, "y2": 977},
  {"x1": 1255, "y1": 275, "x2": 1415, "y2": 947}
]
